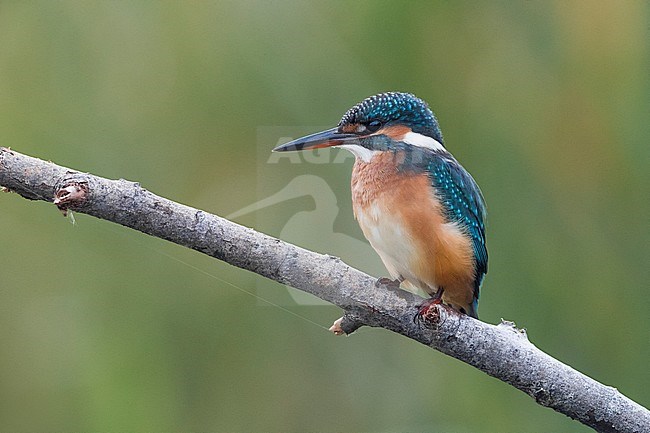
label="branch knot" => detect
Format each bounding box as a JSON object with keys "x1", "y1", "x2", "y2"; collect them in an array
[{"x1": 54, "y1": 182, "x2": 89, "y2": 216}]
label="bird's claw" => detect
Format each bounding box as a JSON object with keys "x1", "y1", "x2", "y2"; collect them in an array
[
  {"x1": 375, "y1": 277, "x2": 402, "y2": 289},
  {"x1": 414, "y1": 296, "x2": 443, "y2": 324}
]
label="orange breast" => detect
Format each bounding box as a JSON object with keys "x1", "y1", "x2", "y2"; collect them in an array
[{"x1": 351, "y1": 152, "x2": 476, "y2": 308}]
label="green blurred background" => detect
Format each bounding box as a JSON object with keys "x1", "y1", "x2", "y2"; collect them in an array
[{"x1": 0, "y1": 1, "x2": 648, "y2": 432}]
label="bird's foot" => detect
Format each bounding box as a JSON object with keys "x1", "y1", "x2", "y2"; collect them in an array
[
  {"x1": 414, "y1": 289, "x2": 444, "y2": 323},
  {"x1": 415, "y1": 297, "x2": 443, "y2": 322},
  {"x1": 375, "y1": 277, "x2": 403, "y2": 290}
]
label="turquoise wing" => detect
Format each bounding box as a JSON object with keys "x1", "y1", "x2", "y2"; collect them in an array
[{"x1": 427, "y1": 154, "x2": 488, "y2": 299}]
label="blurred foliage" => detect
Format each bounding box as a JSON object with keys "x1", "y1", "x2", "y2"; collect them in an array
[{"x1": 0, "y1": 1, "x2": 648, "y2": 432}]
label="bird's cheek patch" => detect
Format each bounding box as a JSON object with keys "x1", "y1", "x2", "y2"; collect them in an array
[
  {"x1": 376, "y1": 125, "x2": 412, "y2": 140},
  {"x1": 340, "y1": 123, "x2": 361, "y2": 134}
]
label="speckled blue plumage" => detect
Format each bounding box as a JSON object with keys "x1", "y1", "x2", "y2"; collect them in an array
[
  {"x1": 339, "y1": 92, "x2": 445, "y2": 144},
  {"x1": 427, "y1": 154, "x2": 488, "y2": 300}
]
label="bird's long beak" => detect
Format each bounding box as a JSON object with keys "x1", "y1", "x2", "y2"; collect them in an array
[{"x1": 272, "y1": 127, "x2": 359, "y2": 152}]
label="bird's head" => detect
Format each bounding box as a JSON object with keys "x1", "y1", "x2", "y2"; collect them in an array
[{"x1": 273, "y1": 92, "x2": 445, "y2": 162}]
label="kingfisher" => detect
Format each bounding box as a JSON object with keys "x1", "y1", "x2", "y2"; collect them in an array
[{"x1": 272, "y1": 92, "x2": 487, "y2": 319}]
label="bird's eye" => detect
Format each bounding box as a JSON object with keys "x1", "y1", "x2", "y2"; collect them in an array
[{"x1": 366, "y1": 120, "x2": 382, "y2": 133}]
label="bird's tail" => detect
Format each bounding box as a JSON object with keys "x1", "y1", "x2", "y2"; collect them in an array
[{"x1": 464, "y1": 299, "x2": 479, "y2": 319}]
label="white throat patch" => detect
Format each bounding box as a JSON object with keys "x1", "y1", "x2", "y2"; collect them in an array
[
  {"x1": 402, "y1": 131, "x2": 445, "y2": 152},
  {"x1": 337, "y1": 144, "x2": 380, "y2": 163}
]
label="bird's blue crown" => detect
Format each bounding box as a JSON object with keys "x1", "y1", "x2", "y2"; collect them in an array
[{"x1": 338, "y1": 92, "x2": 444, "y2": 144}]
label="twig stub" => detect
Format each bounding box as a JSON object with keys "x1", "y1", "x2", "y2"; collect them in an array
[{"x1": 54, "y1": 182, "x2": 89, "y2": 216}]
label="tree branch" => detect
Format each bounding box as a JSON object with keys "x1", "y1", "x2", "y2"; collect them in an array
[{"x1": 1, "y1": 147, "x2": 647, "y2": 433}]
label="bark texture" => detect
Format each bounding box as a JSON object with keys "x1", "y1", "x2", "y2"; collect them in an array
[{"x1": 1, "y1": 147, "x2": 648, "y2": 433}]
